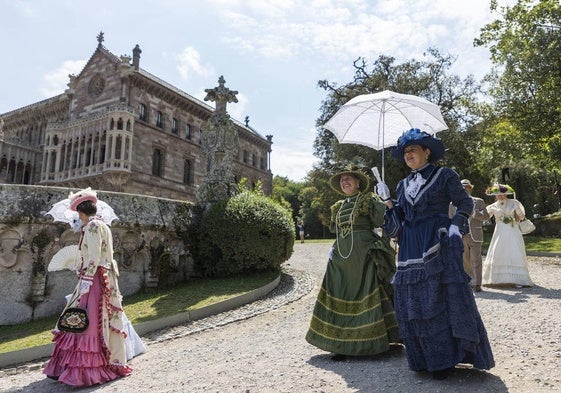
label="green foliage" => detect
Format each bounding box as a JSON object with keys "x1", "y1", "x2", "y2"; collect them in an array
[
  {"x1": 196, "y1": 191, "x2": 295, "y2": 277},
  {"x1": 238, "y1": 177, "x2": 264, "y2": 194},
  {"x1": 312, "y1": 49, "x2": 481, "y2": 207},
  {"x1": 297, "y1": 3, "x2": 561, "y2": 235},
  {"x1": 271, "y1": 175, "x2": 303, "y2": 217},
  {"x1": 475, "y1": 0, "x2": 561, "y2": 168}
]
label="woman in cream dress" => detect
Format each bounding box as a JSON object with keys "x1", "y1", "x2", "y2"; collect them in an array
[{"x1": 482, "y1": 184, "x2": 533, "y2": 287}]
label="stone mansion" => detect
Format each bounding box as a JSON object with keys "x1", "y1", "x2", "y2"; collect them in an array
[{"x1": 0, "y1": 33, "x2": 273, "y2": 201}]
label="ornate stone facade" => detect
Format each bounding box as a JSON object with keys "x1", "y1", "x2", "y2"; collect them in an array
[{"x1": 0, "y1": 33, "x2": 273, "y2": 201}]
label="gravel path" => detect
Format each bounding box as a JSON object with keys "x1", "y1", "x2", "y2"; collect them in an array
[{"x1": 1, "y1": 242, "x2": 560, "y2": 393}]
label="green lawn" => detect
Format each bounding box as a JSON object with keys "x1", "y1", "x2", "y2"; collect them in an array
[
  {"x1": 483, "y1": 234, "x2": 561, "y2": 253},
  {"x1": 299, "y1": 234, "x2": 561, "y2": 253},
  {"x1": 0, "y1": 270, "x2": 278, "y2": 354}
]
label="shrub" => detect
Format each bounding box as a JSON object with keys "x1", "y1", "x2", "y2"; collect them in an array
[{"x1": 196, "y1": 191, "x2": 295, "y2": 277}]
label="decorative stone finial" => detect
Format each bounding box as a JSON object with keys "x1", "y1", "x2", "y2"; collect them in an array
[
  {"x1": 204, "y1": 76, "x2": 238, "y2": 114},
  {"x1": 97, "y1": 31, "x2": 105, "y2": 47}
]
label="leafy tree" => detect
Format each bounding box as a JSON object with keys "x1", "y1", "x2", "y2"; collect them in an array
[
  {"x1": 474, "y1": 0, "x2": 561, "y2": 168},
  {"x1": 315, "y1": 50, "x2": 480, "y2": 184},
  {"x1": 271, "y1": 175, "x2": 301, "y2": 215},
  {"x1": 310, "y1": 50, "x2": 482, "y2": 223},
  {"x1": 298, "y1": 184, "x2": 330, "y2": 239}
]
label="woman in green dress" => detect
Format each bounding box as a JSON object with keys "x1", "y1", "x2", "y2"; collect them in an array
[{"x1": 305, "y1": 168, "x2": 399, "y2": 361}]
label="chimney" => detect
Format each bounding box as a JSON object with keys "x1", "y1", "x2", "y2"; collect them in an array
[{"x1": 132, "y1": 44, "x2": 142, "y2": 70}]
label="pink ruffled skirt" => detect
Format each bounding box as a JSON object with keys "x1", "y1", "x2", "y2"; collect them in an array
[{"x1": 43, "y1": 269, "x2": 132, "y2": 386}]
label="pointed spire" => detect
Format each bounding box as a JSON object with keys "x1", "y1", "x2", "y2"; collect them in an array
[{"x1": 96, "y1": 31, "x2": 105, "y2": 48}]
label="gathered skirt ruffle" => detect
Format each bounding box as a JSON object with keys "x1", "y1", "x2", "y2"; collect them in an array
[
  {"x1": 393, "y1": 234, "x2": 495, "y2": 372},
  {"x1": 306, "y1": 239, "x2": 400, "y2": 356},
  {"x1": 43, "y1": 267, "x2": 132, "y2": 387},
  {"x1": 43, "y1": 330, "x2": 132, "y2": 386}
]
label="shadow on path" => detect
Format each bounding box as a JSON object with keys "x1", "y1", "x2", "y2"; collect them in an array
[{"x1": 307, "y1": 345, "x2": 508, "y2": 393}]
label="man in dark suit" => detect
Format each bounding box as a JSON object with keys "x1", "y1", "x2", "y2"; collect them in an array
[{"x1": 461, "y1": 179, "x2": 490, "y2": 292}]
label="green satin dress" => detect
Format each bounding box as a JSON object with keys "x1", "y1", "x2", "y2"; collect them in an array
[{"x1": 306, "y1": 192, "x2": 399, "y2": 356}]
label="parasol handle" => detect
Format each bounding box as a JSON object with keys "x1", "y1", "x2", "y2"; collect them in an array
[{"x1": 371, "y1": 167, "x2": 382, "y2": 183}]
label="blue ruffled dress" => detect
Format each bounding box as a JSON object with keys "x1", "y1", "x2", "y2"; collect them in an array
[{"x1": 384, "y1": 164, "x2": 495, "y2": 372}]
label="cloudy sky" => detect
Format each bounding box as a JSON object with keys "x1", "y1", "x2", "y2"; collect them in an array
[{"x1": 0, "y1": 0, "x2": 504, "y2": 181}]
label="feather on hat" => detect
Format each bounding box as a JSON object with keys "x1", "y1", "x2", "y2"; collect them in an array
[
  {"x1": 391, "y1": 128, "x2": 445, "y2": 162},
  {"x1": 69, "y1": 187, "x2": 98, "y2": 211}
]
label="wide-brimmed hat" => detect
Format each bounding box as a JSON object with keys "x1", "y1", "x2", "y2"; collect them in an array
[
  {"x1": 461, "y1": 179, "x2": 474, "y2": 189},
  {"x1": 485, "y1": 183, "x2": 515, "y2": 196},
  {"x1": 69, "y1": 187, "x2": 98, "y2": 211},
  {"x1": 329, "y1": 169, "x2": 371, "y2": 196},
  {"x1": 391, "y1": 128, "x2": 445, "y2": 162}
]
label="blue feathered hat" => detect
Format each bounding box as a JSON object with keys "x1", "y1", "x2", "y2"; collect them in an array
[{"x1": 391, "y1": 128, "x2": 445, "y2": 163}]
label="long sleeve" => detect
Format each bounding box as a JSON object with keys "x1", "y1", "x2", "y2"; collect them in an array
[
  {"x1": 80, "y1": 219, "x2": 115, "y2": 278},
  {"x1": 446, "y1": 173, "x2": 473, "y2": 235},
  {"x1": 514, "y1": 199, "x2": 526, "y2": 221},
  {"x1": 80, "y1": 221, "x2": 104, "y2": 279},
  {"x1": 472, "y1": 198, "x2": 490, "y2": 222}
]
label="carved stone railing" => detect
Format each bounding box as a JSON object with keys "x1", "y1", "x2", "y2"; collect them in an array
[{"x1": 0, "y1": 184, "x2": 196, "y2": 325}]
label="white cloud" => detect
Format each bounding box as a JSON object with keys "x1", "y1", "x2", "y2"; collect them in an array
[
  {"x1": 270, "y1": 125, "x2": 319, "y2": 181},
  {"x1": 227, "y1": 92, "x2": 249, "y2": 123},
  {"x1": 209, "y1": 0, "x2": 495, "y2": 81},
  {"x1": 176, "y1": 46, "x2": 214, "y2": 81},
  {"x1": 39, "y1": 60, "x2": 87, "y2": 97}
]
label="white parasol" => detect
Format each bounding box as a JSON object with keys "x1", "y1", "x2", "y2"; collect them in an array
[
  {"x1": 324, "y1": 90, "x2": 448, "y2": 180},
  {"x1": 45, "y1": 198, "x2": 119, "y2": 227}
]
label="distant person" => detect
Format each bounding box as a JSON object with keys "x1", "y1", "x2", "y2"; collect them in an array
[
  {"x1": 306, "y1": 167, "x2": 399, "y2": 361},
  {"x1": 459, "y1": 179, "x2": 490, "y2": 292},
  {"x1": 44, "y1": 188, "x2": 132, "y2": 386},
  {"x1": 482, "y1": 184, "x2": 533, "y2": 287},
  {"x1": 297, "y1": 220, "x2": 305, "y2": 243},
  {"x1": 377, "y1": 128, "x2": 494, "y2": 380}
]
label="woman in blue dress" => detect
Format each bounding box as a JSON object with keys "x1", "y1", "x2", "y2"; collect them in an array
[{"x1": 376, "y1": 128, "x2": 495, "y2": 380}]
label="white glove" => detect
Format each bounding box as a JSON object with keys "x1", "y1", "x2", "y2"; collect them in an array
[
  {"x1": 79, "y1": 280, "x2": 92, "y2": 295},
  {"x1": 376, "y1": 182, "x2": 391, "y2": 201},
  {"x1": 328, "y1": 247, "x2": 334, "y2": 261},
  {"x1": 71, "y1": 216, "x2": 83, "y2": 233},
  {"x1": 448, "y1": 224, "x2": 461, "y2": 238}
]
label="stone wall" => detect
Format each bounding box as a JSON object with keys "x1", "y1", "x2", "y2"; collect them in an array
[{"x1": 0, "y1": 184, "x2": 196, "y2": 326}]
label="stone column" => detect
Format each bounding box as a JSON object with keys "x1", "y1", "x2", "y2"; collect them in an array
[{"x1": 196, "y1": 76, "x2": 240, "y2": 204}]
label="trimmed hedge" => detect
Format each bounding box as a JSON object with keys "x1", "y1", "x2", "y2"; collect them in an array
[{"x1": 196, "y1": 191, "x2": 295, "y2": 277}]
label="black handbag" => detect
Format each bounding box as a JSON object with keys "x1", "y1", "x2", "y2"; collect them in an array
[{"x1": 57, "y1": 292, "x2": 89, "y2": 333}]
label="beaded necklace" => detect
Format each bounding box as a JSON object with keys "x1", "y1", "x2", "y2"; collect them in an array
[{"x1": 335, "y1": 194, "x2": 359, "y2": 259}]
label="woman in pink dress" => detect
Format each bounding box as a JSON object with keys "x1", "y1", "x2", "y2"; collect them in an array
[{"x1": 44, "y1": 188, "x2": 132, "y2": 386}]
